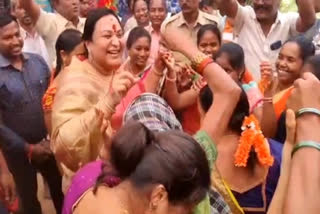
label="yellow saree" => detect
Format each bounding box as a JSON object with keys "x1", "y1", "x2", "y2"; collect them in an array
[{"x1": 51, "y1": 57, "x2": 114, "y2": 191}]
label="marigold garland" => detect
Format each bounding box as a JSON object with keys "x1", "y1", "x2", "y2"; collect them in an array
[
  {"x1": 42, "y1": 87, "x2": 57, "y2": 111},
  {"x1": 234, "y1": 114, "x2": 274, "y2": 167}
]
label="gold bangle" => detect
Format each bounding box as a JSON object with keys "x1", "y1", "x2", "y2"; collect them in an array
[{"x1": 191, "y1": 52, "x2": 209, "y2": 72}]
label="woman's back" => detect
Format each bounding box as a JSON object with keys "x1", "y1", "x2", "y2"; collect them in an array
[
  {"x1": 216, "y1": 139, "x2": 282, "y2": 213},
  {"x1": 73, "y1": 186, "x2": 128, "y2": 214}
]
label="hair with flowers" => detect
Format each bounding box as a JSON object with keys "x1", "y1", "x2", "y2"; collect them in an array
[{"x1": 234, "y1": 114, "x2": 274, "y2": 167}]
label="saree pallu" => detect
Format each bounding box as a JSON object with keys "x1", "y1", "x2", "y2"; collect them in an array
[
  {"x1": 211, "y1": 166, "x2": 244, "y2": 214},
  {"x1": 111, "y1": 66, "x2": 152, "y2": 131},
  {"x1": 273, "y1": 87, "x2": 293, "y2": 119}
]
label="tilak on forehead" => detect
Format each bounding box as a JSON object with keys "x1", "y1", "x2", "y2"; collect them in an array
[{"x1": 112, "y1": 24, "x2": 117, "y2": 33}]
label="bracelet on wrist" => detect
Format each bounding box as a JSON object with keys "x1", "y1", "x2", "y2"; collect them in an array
[
  {"x1": 166, "y1": 74, "x2": 177, "y2": 82},
  {"x1": 191, "y1": 53, "x2": 213, "y2": 75},
  {"x1": 197, "y1": 58, "x2": 213, "y2": 75},
  {"x1": 296, "y1": 108, "x2": 320, "y2": 118},
  {"x1": 291, "y1": 141, "x2": 320, "y2": 157},
  {"x1": 263, "y1": 97, "x2": 273, "y2": 103}
]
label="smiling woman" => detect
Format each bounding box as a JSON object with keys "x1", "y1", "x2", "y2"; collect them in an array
[
  {"x1": 261, "y1": 35, "x2": 316, "y2": 120},
  {"x1": 127, "y1": 26, "x2": 151, "y2": 77},
  {"x1": 50, "y1": 8, "x2": 138, "y2": 191}
]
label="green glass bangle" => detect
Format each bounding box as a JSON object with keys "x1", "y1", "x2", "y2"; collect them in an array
[
  {"x1": 291, "y1": 141, "x2": 320, "y2": 157},
  {"x1": 296, "y1": 108, "x2": 320, "y2": 118}
]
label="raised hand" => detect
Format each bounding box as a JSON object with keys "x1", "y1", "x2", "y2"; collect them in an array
[
  {"x1": 267, "y1": 109, "x2": 296, "y2": 214},
  {"x1": 109, "y1": 70, "x2": 139, "y2": 106},
  {"x1": 153, "y1": 49, "x2": 166, "y2": 74},
  {"x1": 162, "y1": 29, "x2": 196, "y2": 55},
  {"x1": 192, "y1": 78, "x2": 207, "y2": 93},
  {"x1": 282, "y1": 109, "x2": 296, "y2": 172},
  {"x1": 161, "y1": 50, "x2": 175, "y2": 72},
  {"x1": 259, "y1": 61, "x2": 274, "y2": 94},
  {"x1": 287, "y1": 72, "x2": 320, "y2": 112}
]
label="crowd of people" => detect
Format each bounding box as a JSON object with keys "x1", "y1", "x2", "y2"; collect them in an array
[{"x1": 0, "y1": 0, "x2": 320, "y2": 213}]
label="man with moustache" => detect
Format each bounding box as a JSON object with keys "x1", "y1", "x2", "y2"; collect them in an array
[
  {"x1": 18, "y1": 0, "x2": 85, "y2": 66},
  {"x1": 11, "y1": 0, "x2": 50, "y2": 67},
  {"x1": 0, "y1": 14, "x2": 63, "y2": 214},
  {"x1": 161, "y1": 0, "x2": 220, "y2": 45},
  {"x1": 217, "y1": 0, "x2": 316, "y2": 80}
]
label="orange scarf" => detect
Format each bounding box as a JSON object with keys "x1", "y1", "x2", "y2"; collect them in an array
[{"x1": 273, "y1": 87, "x2": 293, "y2": 119}]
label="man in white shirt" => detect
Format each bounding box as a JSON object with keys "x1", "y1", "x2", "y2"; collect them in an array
[
  {"x1": 11, "y1": 0, "x2": 50, "y2": 67},
  {"x1": 217, "y1": 0, "x2": 316, "y2": 80},
  {"x1": 305, "y1": 0, "x2": 320, "y2": 54},
  {"x1": 19, "y1": 0, "x2": 85, "y2": 66}
]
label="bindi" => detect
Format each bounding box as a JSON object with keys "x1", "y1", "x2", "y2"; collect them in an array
[{"x1": 112, "y1": 24, "x2": 117, "y2": 33}]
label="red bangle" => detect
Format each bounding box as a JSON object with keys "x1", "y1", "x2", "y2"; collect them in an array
[
  {"x1": 197, "y1": 58, "x2": 213, "y2": 75},
  {"x1": 27, "y1": 144, "x2": 34, "y2": 163}
]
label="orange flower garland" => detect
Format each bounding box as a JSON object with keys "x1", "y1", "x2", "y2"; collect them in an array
[
  {"x1": 234, "y1": 114, "x2": 274, "y2": 167},
  {"x1": 42, "y1": 87, "x2": 57, "y2": 111}
]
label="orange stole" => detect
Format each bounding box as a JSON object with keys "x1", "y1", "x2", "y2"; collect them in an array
[{"x1": 273, "y1": 87, "x2": 293, "y2": 119}]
